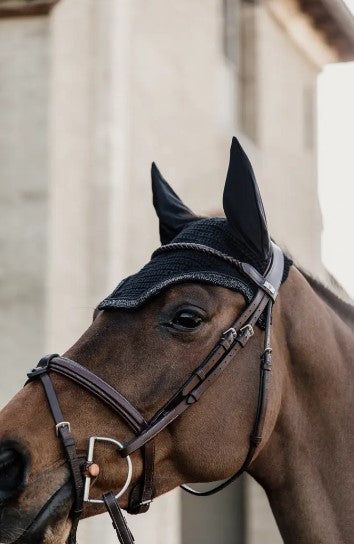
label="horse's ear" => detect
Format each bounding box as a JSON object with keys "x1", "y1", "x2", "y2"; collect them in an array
[
  {"x1": 151, "y1": 162, "x2": 199, "y2": 244},
  {"x1": 223, "y1": 137, "x2": 271, "y2": 261}
]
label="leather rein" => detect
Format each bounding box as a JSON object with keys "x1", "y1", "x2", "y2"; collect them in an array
[{"x1": 26, "y1": 242, "x2": 284, "y2": 544}]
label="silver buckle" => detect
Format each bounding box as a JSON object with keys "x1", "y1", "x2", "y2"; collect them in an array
[
  {"x1": 55, "y1": 421, "x2": 71, "y2": 437},
  {"x1": 222, "y1": 327, "x2": 237, "y2": 339},
  {"x1": 239, "y1": 324, "x2": 254, "y2": 337},
  {"x1": 83, "y1": 436, "x2": 133, "y2": 504}
]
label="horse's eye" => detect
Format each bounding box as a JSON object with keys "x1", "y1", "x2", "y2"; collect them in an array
[{"x1": 171, "y1": 311, "x2": 203, "y2": 330}]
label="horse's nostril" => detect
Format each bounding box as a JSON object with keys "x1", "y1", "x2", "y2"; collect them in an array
[{"x1": 0, "y1": 442, "x2": 29, "y2": 501}]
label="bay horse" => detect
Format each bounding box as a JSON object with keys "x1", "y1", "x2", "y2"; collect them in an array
[{"x1": 0, "y1": 138, "x2": 352, "y2": 544}]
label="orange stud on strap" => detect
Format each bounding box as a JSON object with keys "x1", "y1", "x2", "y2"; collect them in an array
[{"x1": 82, "y1": 462, "x2": 100, "y2": 478}]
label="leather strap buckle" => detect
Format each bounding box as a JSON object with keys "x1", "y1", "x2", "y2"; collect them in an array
[
  {"x1": 261, "y1": 347, "x2": 272, "y2": 371},
  {"x1": 237, "y1": 324, "x2": 254, "y2": 348},
  {"x1": 220, "y1": 327, "x2": 237, "y2": 350},
  {"x1": 239, "y1": 324, "x2": 254, "y2": 337},
  {"x1": 55, "y1": 421, "x2": 71, "y2": 437}
]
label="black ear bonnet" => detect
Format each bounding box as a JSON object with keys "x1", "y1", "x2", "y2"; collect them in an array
[{"x1": 98, "y1": 138, "x2": 292, "y2": 315}]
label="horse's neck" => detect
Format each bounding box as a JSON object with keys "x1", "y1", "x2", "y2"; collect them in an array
[{"x1": 250, "y1": 267, "x2": 354, "y2": 544}]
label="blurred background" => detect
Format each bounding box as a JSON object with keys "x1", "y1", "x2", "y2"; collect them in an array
[{"x1": 0, "y1": 0, "x2": 353, "y2": 543}]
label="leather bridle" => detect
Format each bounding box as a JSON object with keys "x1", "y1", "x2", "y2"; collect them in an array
[{"x1": 26, "y1": 242, "x2": 284, "y2": 544}]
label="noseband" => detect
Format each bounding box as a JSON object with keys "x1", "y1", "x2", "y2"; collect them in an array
[{"x1": 26, "y1": 242, "x2": 284, "y2": 544}]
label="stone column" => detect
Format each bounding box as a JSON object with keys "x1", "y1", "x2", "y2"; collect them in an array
[
  {"x1": 48, "y1": 1, "x2": 181, "y2": 542},
  {"x1": 0, "y1": 15, "x2": 49, "y2": 401}
]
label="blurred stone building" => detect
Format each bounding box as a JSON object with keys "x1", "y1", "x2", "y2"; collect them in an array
[{"x1": 1, "y1": 0, "x2": 353, "y2": 543}]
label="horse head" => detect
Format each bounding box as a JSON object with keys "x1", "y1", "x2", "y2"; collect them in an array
[{"x1": 0, "y1": 138, "x2": 292, "y2": 543}]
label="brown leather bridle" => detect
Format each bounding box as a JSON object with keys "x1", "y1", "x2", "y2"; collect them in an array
[{"x1": 26, "y1": 242, "x2": 284, "y2": 544}]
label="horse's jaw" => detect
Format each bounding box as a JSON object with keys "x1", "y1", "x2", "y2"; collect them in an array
[{"x1": 2, "y1": 482, "x2": 72, "y2": 544}]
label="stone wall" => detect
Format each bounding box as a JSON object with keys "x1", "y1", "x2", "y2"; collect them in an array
[{"x1": 0, "y1": 16, "x2": 49, "y2": 397}]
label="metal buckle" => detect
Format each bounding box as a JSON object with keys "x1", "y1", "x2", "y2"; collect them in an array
[
  {"x1": 239, "y1": 324, "x2": 254, "y2": 337},
  {"x1": 55, "y1": 421, "x2": 71, "y2": 437},
  {"x1": 222, "y1": 327, "x2": 237, "y2": 339},
  {"x1": 83, "y1": 436, "x2": 133, "y2": 504},
  {"x1": 263, "y1": 280, "x2": 276, "y2": 297},
  {"x1": 220, "y1": 327, "x2": 238, "y2": 351}
]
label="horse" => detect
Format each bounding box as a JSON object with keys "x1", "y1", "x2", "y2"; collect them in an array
[{"x1": 0, "y1": 137, "x2": 352, "y2": 544}]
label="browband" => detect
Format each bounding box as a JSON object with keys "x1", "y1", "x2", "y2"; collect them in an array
[{"x1": 152, "y1": 241, "x2": 284, "y2": 300}]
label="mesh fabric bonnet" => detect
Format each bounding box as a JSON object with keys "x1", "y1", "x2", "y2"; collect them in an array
[
  {"x1": 97, "y1": 218, "x2": 291, "y2": 313},
  {"x1": 98, "y1": 137, "x2": 292, "y2": 314}
]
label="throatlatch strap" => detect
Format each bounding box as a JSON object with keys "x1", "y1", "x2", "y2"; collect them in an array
[
  {"x1": 103, "y1": 492, "x2": 135, "y2": 544},
  {"x1": 180, "y1": 298, "x2": 274, "y2": 497}
]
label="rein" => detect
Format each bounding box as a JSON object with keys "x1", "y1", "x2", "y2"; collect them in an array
[{"x1": 26, "y1": 242, "x2": 284, "y2": 544}]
